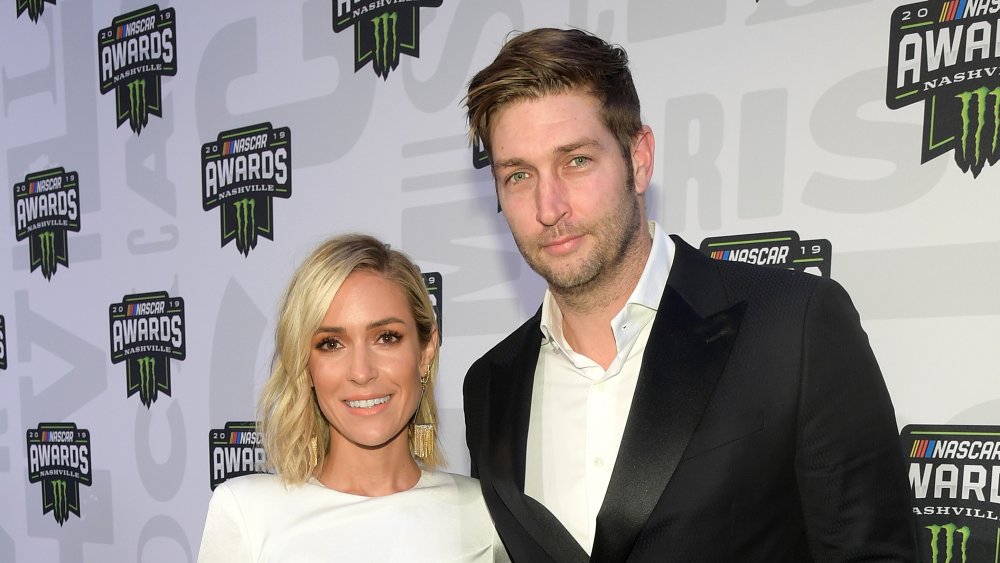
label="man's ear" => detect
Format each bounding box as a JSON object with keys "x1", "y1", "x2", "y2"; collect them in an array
[{"x1": 631, "y1": 125, "x2": 655, "y2": 195}]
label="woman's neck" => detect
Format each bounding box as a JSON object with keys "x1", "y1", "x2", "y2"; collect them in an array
[{"x1": 315, "y1": 434, "x2": 421, "y2": 497}]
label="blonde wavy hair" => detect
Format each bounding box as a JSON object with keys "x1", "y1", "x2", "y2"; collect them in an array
[{"x1": 258, "y1": 233, "x2": 443, "y2": 484}]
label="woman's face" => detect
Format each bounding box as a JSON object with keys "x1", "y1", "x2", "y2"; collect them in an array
[{"x1": 309, "y1": 270, "x2": 434, "y2": 455}]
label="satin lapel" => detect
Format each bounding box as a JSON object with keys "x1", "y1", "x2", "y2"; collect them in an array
[
  {"x1": 486, "y1": 318, "x2": 590, "y2": 563},
  {"x1": 486, "y1": 328, "x2": 538, "y2": 494},
  {"x1": 591, "y1": 243, "x2": 746, "y2": 562}
]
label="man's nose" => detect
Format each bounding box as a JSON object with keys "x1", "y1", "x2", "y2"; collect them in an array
[{"x1": 535, "y1": 174, "x2": 570, "y2": 226}]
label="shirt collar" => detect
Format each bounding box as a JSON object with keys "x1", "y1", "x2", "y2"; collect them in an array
[{"x1": 539, "y1": 221, "x2": 674, "y2": 345}]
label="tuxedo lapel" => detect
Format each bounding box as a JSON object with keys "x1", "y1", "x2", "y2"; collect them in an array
[
  {"x1": 486, "y1": 314, "x2": 590, "y2": 563},
  {"x1": 486, "y1": 323, "x2": 537, "y2": 493},
  {"x1": 591, "y1": 237, "x2": 746, "y2": 562}
]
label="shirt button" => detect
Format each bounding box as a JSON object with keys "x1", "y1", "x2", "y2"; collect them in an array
[
  {"x1": 594, "y1": 457, "x2": 605, "y2": 468},
  {"x1": 594, "y1": 383, "x2": 605, "y2": 393}
]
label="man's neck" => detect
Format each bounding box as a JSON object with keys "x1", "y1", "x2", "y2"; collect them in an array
[{"x1": 552, "y1": 233, "x2": 652, "y2": 370}]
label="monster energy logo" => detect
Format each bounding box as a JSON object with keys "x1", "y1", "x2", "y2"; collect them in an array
[
  {"x1": 127, "y1": 78, "x2": 149, "y2": 135},
  {"x1": 233, "y1": 198, "x2": 257, "y2": 256},
  {"x1": 332, "y1": 1, "x2": 441, "y2": 79},
  {"x1": 50, "y1": 479, "x2": 69, "y2": 525},
  {"x1": 37, "y1": 230, "x2": 57, "y2": 280},
  {"x1": 926, "y1": 523, "x2": 970, "y2": 563},
  {"x1": 955, "y1": 86, "x2": 1000, "y2": 176},
  {"x1": 17, "y1": 0, "x2": 51, "y2": 22},
  {"x1": 136, "y1": 356, "x2": 157, "y2": 407},
  {"x1": 372, "y1": 11, "x2": 399, "y2": 80}
]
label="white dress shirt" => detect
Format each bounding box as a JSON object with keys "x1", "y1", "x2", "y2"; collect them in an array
[{"x1": 523, "y1": 221, "x2": 675, "y2": 554}]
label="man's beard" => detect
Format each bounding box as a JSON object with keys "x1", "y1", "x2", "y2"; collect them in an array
[{"x1": 512, "y1": 184, "x2": 643, "y2": 297}]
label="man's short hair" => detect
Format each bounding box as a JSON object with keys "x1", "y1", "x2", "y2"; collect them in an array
[{"x1": 465, "y1": 27, "x2": 642, "y2": 165}]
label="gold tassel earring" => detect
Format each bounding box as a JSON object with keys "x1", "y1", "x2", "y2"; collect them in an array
[
  {"x1": 413, "y1": 423, "x2": 435, "y2": 460},
  {"x1": 309, "y1": 436, "x2": 318, "y2": 470},
  {"x1": 413, "y1": 365, "x2": 435, "y2": 460}
]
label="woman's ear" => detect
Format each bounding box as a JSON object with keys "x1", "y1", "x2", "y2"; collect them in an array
[{"x1": 420, "y1": 327, "x2": 439, "y2": 375}]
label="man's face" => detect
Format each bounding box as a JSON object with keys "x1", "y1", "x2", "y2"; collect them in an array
[{"x1": 489, "y1": 91, "x2": 649, "y2": 295}]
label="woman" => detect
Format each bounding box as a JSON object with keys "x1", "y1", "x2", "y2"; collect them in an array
[{"x1": 198, "y1": 234, "x2": 508, "y2": 562}]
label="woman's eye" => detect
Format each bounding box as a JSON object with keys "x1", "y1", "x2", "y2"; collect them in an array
[
  {"x1": 377, "y1": 331, "x2": 402, "y2": 344},
  {"x1": 315, "y1": 337, "x2": 341, "y2": 351}
]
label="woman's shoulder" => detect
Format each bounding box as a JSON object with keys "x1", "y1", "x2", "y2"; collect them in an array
[
  {"x1": 419, "y1": 470, "x2": 485, "y2": 500},
  {"x1": 216, "y1": 471, "x2": 281, "y2": 490},
  {"x1": 212, "y1": 472, "x2": 303, "y2": 504}
]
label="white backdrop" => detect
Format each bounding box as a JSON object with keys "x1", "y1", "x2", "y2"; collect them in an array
[{"x1": 2, "y1": 1, "x2": 998, "y2": 561}]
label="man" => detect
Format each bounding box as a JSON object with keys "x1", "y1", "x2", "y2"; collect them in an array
[{"x1": 462, "y1": 28, "x2": 916, "y2": 562}]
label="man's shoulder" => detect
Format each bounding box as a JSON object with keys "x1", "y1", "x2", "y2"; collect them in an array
[{"x1": 675, "y1": 236, "x2": 827, "y2": 297}]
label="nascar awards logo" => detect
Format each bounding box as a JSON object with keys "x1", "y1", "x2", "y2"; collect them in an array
[
  {"x1": 109, "y1": 291, "x2": 186, "y2": 408},
  {"x1": 208, "y1": 421, "x2": 265, "y2": 490},
  {"x1": 887, "y1": 1, "x2": 1000, "y2": 176},
  {"x1": 26, "y1": 423, "x2": 92, "y2": 526},
  {"x1": 699, "y1": 230, "x2": 832, "y2": 278},
  {"x1": 332, "y1": 0, "x2": 442, "y2": 80},
  {"x1": 903, "y1": 424, "x2": 1000, "y2": 562},
  {"x1": 472, "y1": 135, "x2": 490, "y2": 170},
  {"x1": 97, "y1": 4, "x2": 176, "y2": 135},
  {"x1": 13, "y1": 167, "x2": 81, "y2": 281},
  {"x1": 202, "y1": 123, "x2": 292, "y2": 256},
  {"x1": 16, "y1": 0, "x2": 56, "y2": 22},
  {"x1": 0, "y1": 315, "x2": 7, "y2": 370},
  {"x1": 421, "y1": 271, "x2": 442, "y2": 343}
]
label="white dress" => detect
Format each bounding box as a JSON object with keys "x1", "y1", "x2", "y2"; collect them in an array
[{"x1": 197, "y1": 470, "x2": 509, "y2": 563}]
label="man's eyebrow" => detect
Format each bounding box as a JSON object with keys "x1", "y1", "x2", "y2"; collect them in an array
[
  {"x1": 492, "y1": 157, "x2": 525, "y2": 170},
  {"x1": 492, "y1": 139, "x2": 602, "y2": 169},
  {"x1": 554, "y1": 139, "x2": 600, "y2": 154}
]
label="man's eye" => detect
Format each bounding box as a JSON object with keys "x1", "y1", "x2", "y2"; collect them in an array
[
  {"x1": 569, "y1": 156, "x2": 590, "y2": 167},
  {"x1": 508, "y1": 171, "x2": 529, "y2": 184}
]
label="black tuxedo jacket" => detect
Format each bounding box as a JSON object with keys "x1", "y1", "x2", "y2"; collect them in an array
[{"x1": 464, "y1": 236, "x2": 917, "y2": 562}]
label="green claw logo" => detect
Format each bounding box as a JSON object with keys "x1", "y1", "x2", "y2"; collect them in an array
[
  {"x1": 37, "y1": 230, "x2": 56, "y2": 280},
  {"x1": 331, "y1": 1, "x2": 441, "y2": 79},
  {"x1": 137, "y1": 356, "x2": 157, "y2": 407},
  {"x1": 372, "y1": 11, "x2": 399, "y2": 80},
  {"x1": 927, "y1": 523, "x2": 970, "y2": 563},
  {"x1": 51, "y1": 479, "x2": 68, "y2": 526},
  {"x1": 127, "y1": 78, "x2": 149, "y2": 135},
  {"x1": 955, "y1": 86, "x2": 1000, "y2": 177},
  {"x1": 16, "y1": 0, "x2": 52, "y2": 22},
  {"x1": 233, "y1": 198, "x2": 257, "y2": 256}
]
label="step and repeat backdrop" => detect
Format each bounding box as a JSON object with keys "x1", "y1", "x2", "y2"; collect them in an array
[{"x1": 2, "y1": 1, "x2": 999, "y2": 561}]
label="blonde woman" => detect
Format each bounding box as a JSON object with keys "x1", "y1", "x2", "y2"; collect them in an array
[{"x1": 198, "y1": 234, "x2": 507, "y2": 562}]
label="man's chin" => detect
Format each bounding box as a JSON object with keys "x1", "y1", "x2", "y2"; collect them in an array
[{"x1": 531, "y1": 261, "x2": 598, "y2": 294}]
